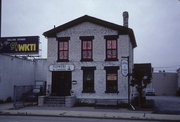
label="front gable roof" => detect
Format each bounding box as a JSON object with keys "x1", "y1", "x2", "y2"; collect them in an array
[{"x1": 43, "y1": 15, "x2": 137, "y2": 48}]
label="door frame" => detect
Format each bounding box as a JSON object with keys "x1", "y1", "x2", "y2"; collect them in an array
[{"x1": 51, "y1": 71, "x2": 72, "y2": 96}]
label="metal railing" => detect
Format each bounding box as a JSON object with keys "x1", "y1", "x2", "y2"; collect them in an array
[{"x1": 13, "y1": 83, "x2": 46, "y2": 109}]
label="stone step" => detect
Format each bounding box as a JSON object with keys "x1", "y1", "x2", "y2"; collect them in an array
[
  {"x1": 47, "y1": 96, "x2": 65, "y2": 99},
  {"x1": 44, "y1": 96, "x2": 65, "y2": 106},
  {"x1": 45, "y1": 101, "x2": 65, "y2": 104},
  {"x1": 44, "y1": 104, "x2": 65, "y2": 107},
  {"x1": 46, "y1": 99, "x2": 65, "y2": 101}
]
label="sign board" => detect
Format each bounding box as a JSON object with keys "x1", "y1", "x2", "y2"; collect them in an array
[
  {"x1": 49, "y1": 64, "x2": 74, "y2": 71},
  {"x1": 134, "y1": 63, "x2": 152, "y2": 76},
  {"x1": 0, "y1": 36, "x2": 39, "y2": 54},
  {"x1": 121, "y1": 59, "x2": 129, "y2": 76}
]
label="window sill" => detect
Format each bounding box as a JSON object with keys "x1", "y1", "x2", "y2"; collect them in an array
[
  {"x1": 57, "y1": 59, "x2": 69, "y2": 62},
  {"x1": 105, "y1": 59, "x2": 119, "y2": 61},
  {"x1": 82, "y1": 90, "x2": 95, "y2": 93},
  {"x1": 81, "y1": 59, "x2": 93, "y2": 62},
  {"x1": 105, "y1": 91, "x2": 119, "y2": 93}
]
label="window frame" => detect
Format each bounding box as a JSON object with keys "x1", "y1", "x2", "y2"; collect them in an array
[
  {"x1": 104, "y1": 35, "x2": 119, "y2": 61},
  {"x1": 81, "y1": 67, "x2": 96, "y2": 93},
  {"x1": 80, "y1": 36, "x2": 94, "y2": 61},
  {"x1": 57, "y1": 37, "x2": 70, "y2": 62},
  {"x1": 104, "y1": 66, "x2": 119, "y2": 93}
]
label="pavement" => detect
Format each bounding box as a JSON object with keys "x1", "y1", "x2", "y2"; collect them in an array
[{"x1": 0, "y1": 102, "x2": 180, "y2": 121}]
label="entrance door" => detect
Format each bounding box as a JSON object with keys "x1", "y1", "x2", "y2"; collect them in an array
[{"x1": 52, "y1": 71, "x2": 71, "y2": 96}]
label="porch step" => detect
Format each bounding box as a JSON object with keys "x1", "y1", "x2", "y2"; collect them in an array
[
  {"x1": 44, "y1": 104, "x2": 65, "y2": 107},
  {"x1": 45, "y1": 96, "x2": 65, "y2": 106}
]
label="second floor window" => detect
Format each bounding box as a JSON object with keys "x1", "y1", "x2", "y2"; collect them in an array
[
  {"x1": 82, "y1": 40, "x2": 92, "y2": 60},
  {"x1": 57, "y1": 37, "x2": 70, "y2": 62},
  {"x1": 58, "y1": 41, "x2": 68, "y2": 61},
  {"x1": 80, "y1": 36, "x2": 94, "y2": 61},
  {"x1": 104, "y1": 35, "x2": 118, "y2": 61},
  {"x1": 106, "y1": 39, "x2": 117, "y2": 60}
]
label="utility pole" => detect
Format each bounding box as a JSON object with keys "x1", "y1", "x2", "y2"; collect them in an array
[{"x1": 0, "y1": 0, "x2": 2, "y2": 37}]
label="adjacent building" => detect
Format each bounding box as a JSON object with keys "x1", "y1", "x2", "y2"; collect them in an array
[
  {"x1": 43, "y1": 13, "x2": 137, "y2": 104},
  {"x1": 147, "y1": 71, "x2": 178, "y2": 96}
]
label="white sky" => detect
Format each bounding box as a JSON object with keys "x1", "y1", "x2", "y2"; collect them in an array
[{"x1": 1, "y1": 0, "x2": 180, "y2": 72}]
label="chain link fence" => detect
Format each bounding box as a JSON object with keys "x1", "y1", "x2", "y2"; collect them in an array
[{"x1": 13, "y1": 81, "x2": 46, "y2": 109}]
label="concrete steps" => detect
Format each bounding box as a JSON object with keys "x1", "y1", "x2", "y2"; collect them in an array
[{"x1": 45, "y1": 96, "x2": 65, "y2": 107}]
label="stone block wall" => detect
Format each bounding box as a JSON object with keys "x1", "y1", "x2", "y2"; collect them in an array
[{"x1": 47, "y1": 22, "x2": 133, "y2": 101}]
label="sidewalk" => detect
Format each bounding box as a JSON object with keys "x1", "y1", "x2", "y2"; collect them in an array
[{"x1": 0, "y1": 103, "x2": 180, "y2": 121}]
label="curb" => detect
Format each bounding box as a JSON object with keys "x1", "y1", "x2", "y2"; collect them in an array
[{"x1": 0, "y1": 110, "x2": 180, "y2": 121}]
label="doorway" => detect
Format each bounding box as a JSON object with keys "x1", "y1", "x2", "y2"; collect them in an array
[{"x1": 52, "y1": 71, "x2": 72, "y2": 96}]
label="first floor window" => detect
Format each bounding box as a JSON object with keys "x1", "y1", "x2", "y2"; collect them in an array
[
  {"x1": 105, "y1": 67, "x2": 119, "y2": 93},
  {"x1": 82, "y1": 67, "x2": 96, "y2": 93}
]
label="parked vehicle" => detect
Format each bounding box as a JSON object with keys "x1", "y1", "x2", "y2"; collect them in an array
[{"x1": 145, "y1": 88, "x2": 155, "y2": 96}]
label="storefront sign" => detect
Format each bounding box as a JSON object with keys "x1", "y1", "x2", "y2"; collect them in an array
[
  {"x1": 0, "y1": 36, "x2": 39, "y2": 54},
  {"x1": 49, "y1": 64, "x2": 74, "y2": 71},
  {"x1": 121, "y1": 59, "x2": 128, "y2": 76}
]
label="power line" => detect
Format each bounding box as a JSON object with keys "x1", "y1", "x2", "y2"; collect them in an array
[{"x1": 153, "y1": 65, "x2": 180, "y2": 68}]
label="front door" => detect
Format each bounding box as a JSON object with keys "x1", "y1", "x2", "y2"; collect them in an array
[{"x1": 52, "y1": 71, "x2": 71, "y2": 96}]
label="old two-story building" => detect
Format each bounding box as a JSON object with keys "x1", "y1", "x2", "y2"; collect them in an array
[{"x1": 43, "y1": 12, "x2": 137, "y2": 106}]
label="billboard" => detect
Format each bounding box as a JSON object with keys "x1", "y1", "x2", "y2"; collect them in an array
[{"x1": 0, "y1": 36, "x2": 39, "y2": 54}]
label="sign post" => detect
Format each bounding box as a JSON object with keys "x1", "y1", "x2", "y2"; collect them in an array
[
  {"x1": 121, "y1": 59, "x2": 129, "y2": 77},
  {"x1": 122, "y1": 57, "x2": 132, "y2": 108}
]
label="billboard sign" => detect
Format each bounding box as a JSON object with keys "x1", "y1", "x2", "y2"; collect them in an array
[{"x1": 0, "y1": 36, "x2": 39, "y2": 54}]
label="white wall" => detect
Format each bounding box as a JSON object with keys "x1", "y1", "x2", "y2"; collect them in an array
[
  {"x1": 0, "y1": 54, "x2": 47, "y2": 101},
  {"x1": 34, "y1": 59, "x2": 47, "y2": 81},
  {"x1": 148, "y1": 72, "x2": 178, "y2": 96},
  {"x1": 47, "y1": 22, "x2": 133, "y2": 100},
  {"x1": 0, "y1": 54, "x2": 35, "y2": 101}
]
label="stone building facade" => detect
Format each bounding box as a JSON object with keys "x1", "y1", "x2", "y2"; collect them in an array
[{"x1": 43, "y1": 14, "x2": 137, "y2": 104}]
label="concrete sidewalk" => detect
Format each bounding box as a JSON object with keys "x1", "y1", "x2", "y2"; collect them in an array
[{"x1": 0, "y1": 103, "x2": 180, "y2": 121}]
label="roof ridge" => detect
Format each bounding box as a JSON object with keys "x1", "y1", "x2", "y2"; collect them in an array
[{"x1": 43, "y1": 15, "x2": 137, "y2": 48}]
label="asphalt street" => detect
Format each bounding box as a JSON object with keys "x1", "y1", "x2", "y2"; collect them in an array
[
  {"x1": 0, "y1": 115, "x2": 163, "y2": 122},
  {"x1": 147, "y1": 96, "x2": 180, "y2": 114}
]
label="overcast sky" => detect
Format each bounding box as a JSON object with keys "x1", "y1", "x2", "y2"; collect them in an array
[{"x1": 1, "y1": 0, "x2": 180, "y2": 72}]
